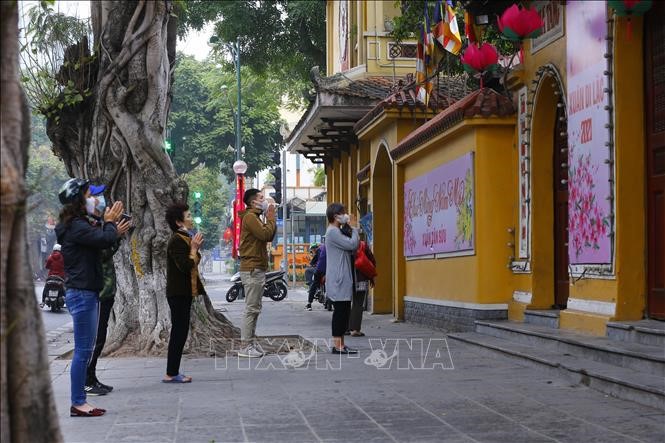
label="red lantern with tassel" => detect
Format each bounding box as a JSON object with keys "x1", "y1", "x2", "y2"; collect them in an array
[{"x1": 461, "y1": 43, "x2": 499, "y2": 88}]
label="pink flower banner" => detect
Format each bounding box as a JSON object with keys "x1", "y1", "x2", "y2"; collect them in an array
[
  {"x1": 566, "y1": 1, "x2": 612, "y2": 264},
  {"x1": 403, "y1": 152, "x2": 474, "y2": 257}
]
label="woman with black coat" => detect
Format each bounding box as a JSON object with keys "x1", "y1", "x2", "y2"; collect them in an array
[{"x1": 55, "y1": 178, "x2": 130, "y2": 417}]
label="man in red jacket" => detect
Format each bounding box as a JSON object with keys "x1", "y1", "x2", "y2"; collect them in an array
[{"x1": 45, "y1": 244, "x2": 65, "y2": 278}]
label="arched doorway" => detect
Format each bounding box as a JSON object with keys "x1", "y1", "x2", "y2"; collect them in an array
[
  {"x1": 371, "y1": 144, "x2": 393, "y2": 314},
  {"x1": 529, "y1": 67, "x2": 569, "y2": 309}
]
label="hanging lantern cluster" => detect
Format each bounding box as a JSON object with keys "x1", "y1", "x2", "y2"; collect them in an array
[{"x1": 609, "y1": 0, "x2": 652, "y2": 40}]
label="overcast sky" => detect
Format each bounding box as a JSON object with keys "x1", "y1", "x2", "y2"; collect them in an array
[{"x1": 20, "y1": 0, "x2": 212, "y2": 60}]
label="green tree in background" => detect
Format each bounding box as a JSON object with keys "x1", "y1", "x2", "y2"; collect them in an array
[
  {"x1": 169, "y1": 54, "x2": 284, "y2": 180},
  {"x1": 183, "y1": 166, "x2": 231, "y2": 249},
  {"x1": 26, "y1": 114, "x2": 69, "y2": 252},
  {"x1": 179, "y1": 0, "x2": 326, "y2": 107},
  {"x1": 311, "y1": 166, "x2": 326, "y2": 187}
]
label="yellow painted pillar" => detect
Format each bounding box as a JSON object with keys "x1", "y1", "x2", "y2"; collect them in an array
[{"x1": 612, "y1": 17, "x2": 646, "y2": 320}]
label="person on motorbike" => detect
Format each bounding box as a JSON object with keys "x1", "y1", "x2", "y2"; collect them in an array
[
  {"x1": 304, "y1": 243, "x2": 320, "y2": 311},
  {"x1": 43, "y1": 244, "x2": 66, "y2": 309},
  {"x1": 45, "y1": 244, "x2": 65, "y2": 278},
  {"x1": 55, "y1": 178, "x2": 130, "y2": 417}
]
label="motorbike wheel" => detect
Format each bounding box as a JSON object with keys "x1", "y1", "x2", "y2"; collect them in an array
[
  {"x1": 268, "y1": 281, "x2": 288, "y2": 301},
  {"x1": 226, "y1": 285, "x2": 243, "y2": 302}
]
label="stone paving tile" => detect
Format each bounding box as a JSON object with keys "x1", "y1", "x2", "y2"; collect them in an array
[
  {"x1": 105, "y1": 423, "x2": 176, "y2": 442},
  {"x1": 49, "y1": 286, "x2": 665, "y2": 443},
  {"x1": 175, "y1": 426, "x2": 245, "y2": 443}
]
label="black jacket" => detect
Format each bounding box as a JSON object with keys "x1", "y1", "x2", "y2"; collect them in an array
[
  {"x1": 166, "y1": 232, "x2": 206, "y2": 297},
  {"x1": 55, "y1": 216, "x2": 119, "y2": 292}
]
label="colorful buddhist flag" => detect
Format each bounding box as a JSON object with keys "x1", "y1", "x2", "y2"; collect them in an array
[
  {"x1": 416, "y1": 2, "x2": 433, "y2": 106},
  {"x1": 439, "y1": 0, "x2": 462, "y2": 55}
]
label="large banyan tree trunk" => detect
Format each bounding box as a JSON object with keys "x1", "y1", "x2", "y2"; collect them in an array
[
  {"x1": 1, "y1": 2, "x2": 63, "y2": 442},
  {"x1": 47, "y1": 0, "x2": 238, "y2": 356}
]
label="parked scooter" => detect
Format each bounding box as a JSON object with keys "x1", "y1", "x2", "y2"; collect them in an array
[
  {"x1": 41, "y1": 275, "x2": 66, "y2": 312},
  {"x1": 226, "y1": 270, "x2": 288, "y2": 302},
  {"x1": 307, "y1": 275, "x2": 331, "y2": 309}
]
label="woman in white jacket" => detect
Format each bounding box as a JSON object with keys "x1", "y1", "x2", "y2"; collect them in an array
[{"x1": 324, "y1": 202, "x2": 359, "y2": 354}]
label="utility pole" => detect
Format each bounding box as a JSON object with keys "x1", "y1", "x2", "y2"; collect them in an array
[
  {"x1": 282, "y1": 149, "x2": 288, "y2": 280},
  {"x1": 235, "y1": 36, "x2": 241, "y2": 163}
]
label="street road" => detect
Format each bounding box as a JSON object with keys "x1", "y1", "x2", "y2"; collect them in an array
[{"x1": 35, "y1": 283, "x2": 71, "y2": 333}]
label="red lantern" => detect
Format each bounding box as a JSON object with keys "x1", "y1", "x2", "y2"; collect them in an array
[
  {"x1": 223, "y1": 227, "x2": 233, "y2": 243},
  {"x1": 461, "y1": 43, "x2": 499, "y2": 88},
  {"x1": 497, "y1": 4, "x2": 544, "y2": 41}
]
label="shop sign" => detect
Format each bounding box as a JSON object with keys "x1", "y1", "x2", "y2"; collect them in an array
[
  {"x1": 566, "y1": 1, "x2": 612, "y2": 265},
  {"x1": 403, "y1": 152, "x2": 474, "y2": 257},
  {"x1": 531, "y1": 1, "x2": 565, "y2": 54}
]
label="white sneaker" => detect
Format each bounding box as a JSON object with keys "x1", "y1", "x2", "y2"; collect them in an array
[{"x1": 238, "y1": 345, "x2": 263, "y2": 358}]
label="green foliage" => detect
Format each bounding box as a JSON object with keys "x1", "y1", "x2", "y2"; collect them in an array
[
  {"x1": 311, "y1": 166, "x2": 326, "y2": 187},
  {"x1": 19, "y1": 3, "x2": 94, "y2": 117},
  {"x1": 182, "y1": 167, "x2": 231, "y2": 249},
  {"x1": 26, "y1": 114, "x2": 70, "y2": 243},
  {"x1": 168, "y1": 54, "x2": 284, "y2": 180},
  {"x1": 178, "y1": 0, "x2": 326, "y2": 107}
]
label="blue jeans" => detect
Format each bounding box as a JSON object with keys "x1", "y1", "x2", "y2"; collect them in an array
[{"x1": 66, "y1": 288, "x2": 99, "y2": 406}]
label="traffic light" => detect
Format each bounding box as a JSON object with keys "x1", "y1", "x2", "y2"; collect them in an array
[
  {"x1": 193, "y1": 191, "x2": 202, "y2": 224},
  {"x1": 269, "y1": 167, "x2": 282, "y2": 204},
  {"x1": 272, "y1": 150, "x2": 281, "y2": 165}
]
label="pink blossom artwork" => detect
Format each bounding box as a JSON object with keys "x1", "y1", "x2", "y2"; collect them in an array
[{"x1": 566, "y1": 1, "x2": 612, "y2": 264}]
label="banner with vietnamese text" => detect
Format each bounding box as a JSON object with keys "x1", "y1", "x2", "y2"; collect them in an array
[
  {"x1": 403, "y1": 152, "x2": 474, "y2": 257},
  {"x1": 566, "y1": 0, "x2": 612, "y2": 265}
]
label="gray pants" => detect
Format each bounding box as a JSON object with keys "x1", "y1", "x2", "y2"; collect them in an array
[
  {"x1": 349, "y1": 289, "x2": 367, "y2": 332},
  {"x1": 240, "y1": 269, "x2": 265, "y2": 342}
]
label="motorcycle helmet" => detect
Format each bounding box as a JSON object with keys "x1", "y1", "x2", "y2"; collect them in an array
[
  {"x1": 310, "y1": 242, "x2": 319, "y2": 250},
  {"x1": 58, "y1": 178, "x2": 89, "y2": 205},
  {"x1": 53, "y1": 244, "x2": 61, "y2": 251}
]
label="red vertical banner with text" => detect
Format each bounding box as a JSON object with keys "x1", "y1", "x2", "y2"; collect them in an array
[{"x1": 232, "y1": 174, "x2": 246, "y2": 259}]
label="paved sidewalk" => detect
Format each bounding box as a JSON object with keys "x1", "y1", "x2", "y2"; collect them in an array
[{"x1": 51, "y1": 283, "x2": 665, "y2": 442}]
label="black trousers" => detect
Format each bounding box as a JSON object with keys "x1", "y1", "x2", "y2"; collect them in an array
[
  {"x1": 349, "y1": 290, "x2": 367, "y2": 332},
  {"x1": 307, "y1": 272, "x2": 322, "y2": 304},
  {"x1": 86, "y1": 297, "x2": 115, "y2": 383},
  {"x1": 166, "y1": 296, "x2": 193, "y2": 376},
  {"x1": 331, "y1": 301, "x2": 351, "y2": 337}
]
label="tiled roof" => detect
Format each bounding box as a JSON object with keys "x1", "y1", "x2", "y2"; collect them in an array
[
  {"x1": 357, "y1": 163, "x2": 371, "y2": 181},
  {"x1": 391, "y1": 88, "x2": 515, "y2": 160},
  {"x1": 354, "y1": 75, "x2": 469, "y2": 133},
  {"x1": 318, "y1": 75, "x2": 396, "y2": 100}
]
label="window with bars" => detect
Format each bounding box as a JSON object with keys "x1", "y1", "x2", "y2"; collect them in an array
[{"x1": 387, "y1": 42, "x2": 418, "y2": 59}]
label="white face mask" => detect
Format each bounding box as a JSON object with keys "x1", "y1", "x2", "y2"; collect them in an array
[
  {"x1": 95, "y1": 195, "x2": 106, "y2": 213},
  {"x1": 85, "y1": 197, "x2": 97, "y2": 216},
  {"x1": 254, "y1": 200, "x2": 268, "y2": 212},
  {"x1": 335, "y1": 214, "x2": 350, "y2": 225}
]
